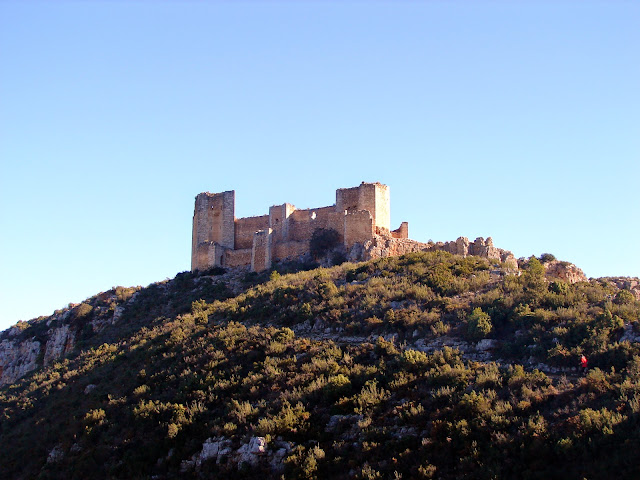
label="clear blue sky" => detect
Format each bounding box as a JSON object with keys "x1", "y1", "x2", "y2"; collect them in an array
[{"x1": 1, "y1": 1, "x2": 638, "y2": 331}]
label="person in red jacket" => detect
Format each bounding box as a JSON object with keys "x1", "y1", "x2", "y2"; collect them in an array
[{"x1": 580, "y1": 354, "x2": 588, "y2": 373}]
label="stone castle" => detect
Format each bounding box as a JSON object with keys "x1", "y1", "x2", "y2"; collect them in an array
[
  {"x1": 191, "y1": 181, "x2": 518, "y2": 273},
  {"x1": 191, "y1": 182, "x2": 409, "y2": 272}
]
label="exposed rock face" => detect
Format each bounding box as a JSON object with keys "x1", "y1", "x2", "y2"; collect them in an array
[
  {"x1": 0, "y1": 287, "x2": 140, "y2": 387},
  {"x1": 47, "y1": 445, "x2": 64, "y2": 464},
  {"x1": 182, "y1": 436, "x2": 285, "y2": 472},
  {"x1": 359, "y1": 236, "x2": 429, "y2": 261},
  {"x1": 196, "y1": 437, "x2": 233, "y2": 467},
  {"x1": 603, "y1": 277, "x2": 640, "y2": 301},
  {"x1": 237, "y1": 436, "x2": 267, "y2": 466},
  {"x1": 543, "y1": 260, "x2": 587, "y2": 284},
  {"x1": 0, "y1": 338, "x2": 41, "y2": 386},
  {"x1": 620, "y1": 323, "x2": 640, "y2": 343},
  {"x1": 43, "y1": 324, "x2": 75, "y2": 367},
  {"x1": 361, "y1": 235, "x2": 518, "y2": 269}
]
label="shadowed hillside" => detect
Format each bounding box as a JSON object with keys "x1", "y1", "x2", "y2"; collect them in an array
[{"x1": 1, "y1": 252, "x2": 639, "y2": 479}]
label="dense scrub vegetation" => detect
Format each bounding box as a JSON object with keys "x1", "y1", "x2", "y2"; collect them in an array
[{"x1": 1, "y1": 251, "x2": 639, "y2": 479}]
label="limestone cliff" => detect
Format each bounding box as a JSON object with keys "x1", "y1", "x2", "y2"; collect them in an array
[{"x1": 0, "y1": 287, "x2": 139, "y2": 386}]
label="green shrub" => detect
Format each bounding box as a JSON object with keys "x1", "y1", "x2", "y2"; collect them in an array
[
  {"x1": 466, "y1": 307, "x2": 492, "y2": 340},
  {"x1": 614, "y1": 289, "x2": 635, "y2": 305},
  {"x1": 74, "y1": 303, "x2": 93, "y2": 319},
  {"x1": 256, "y1": 401, "x2": 310, "y2": 435},
  {"x1": 354, "y1": 380, "x2": 389, "y2": 414},
  {"x1": 310, "y1": 228, "x2": 341, "y2": 260},
  {"x1": 539, "y1": 253, "x2": 556, "y2": 263}
]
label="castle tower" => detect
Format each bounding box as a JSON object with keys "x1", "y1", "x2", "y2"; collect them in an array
[
  {"x1": 336, "y1": 182, "x2": 390, "y2": 232},
  {"x1": 191, "y1": 190, "x2": 235, "y2": 270},
  {"x1": 269, "y1": 203, "x2": 295, "y2": 243}
]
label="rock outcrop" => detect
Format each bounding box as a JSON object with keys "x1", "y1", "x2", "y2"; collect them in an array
[
  {"x1": 603, "y1": 277, "x2": 640, "y2": 301},
  {"x1": 543, "y1": 260, "x2": 587, "y2": 284},
  {"x1": 361, "y1": 235, "x2": 518, "y2": 269},
  {"x1": 0, "y1": 337, "x2": 41, "y2": 386},
  {"x1": 0, "y1": 287, "x2": 139, "y2": 386},
  {"x1": 181, "y1": 436, "x2": 290, "y2": 472},
  {"x1": 43, "y1": 324, "x2": 75, "y2": 367}
]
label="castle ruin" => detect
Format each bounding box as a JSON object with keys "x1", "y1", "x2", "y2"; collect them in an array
[
  {"x1": 191, "y1": 181, "x2": 518, "y2": 273},
  {"x1": 191, "y1": 182, "x2": 408, "y2": 272}
]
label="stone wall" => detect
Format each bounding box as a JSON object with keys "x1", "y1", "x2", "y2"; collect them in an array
[
  {"x1": 193, "y1": 242, "x2": 226, "y2": 271},
  {"x1": 251, "y1": 229, "x2": 272, "y2": 272},
  {"x1": 344, "y1": 210, "x2": 374, "y2": 248},
  {"x1": 335, "y1": 186, "x2": 360, "y2": 213},
  {"x1": 391, "y1": 222, "x2": 409, "y2": 239},
  {"x1": 235, "y1": 215, "x2": 269, "y2": 250},
  {"x1": 288, "y1": 206, "x2": 339, "y2": 242},
  {"x1": 269, "y1": 204, "x2": 295, "y2": 243},
  {"x1": 273, "y1": 241, "x2": 310, "y2": 261},
  {"x1": 225, "y1": 248, "x2": 252, "y2": 268}
]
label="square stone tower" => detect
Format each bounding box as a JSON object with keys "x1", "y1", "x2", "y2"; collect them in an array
[
  {"x1": 336, "y1": 182, "x2": 390, "y2": 233},
  {"x1": 191, "y1": 190, "x2": 235, "y2": 270}
]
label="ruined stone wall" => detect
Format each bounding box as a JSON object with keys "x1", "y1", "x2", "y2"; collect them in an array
[
  {"x1": 288, "y1": 206, "x2": 337, "y2": 242},
  {"x1": 193, "y1": 242, "x2": 226, "y2": 270},
  {"x1": 235, "y1": 215, "x2": 269, "y2": 250},
  {"x1": 344, "y1": 210, "x2": 373, "y2": 248},
  {"x1": 336, "y1": 186, "x2": 360, "y2": 213},
  {"x1": 225, "y1": 248, "x2": 252, "y2": 268},
  {"x1": 391, "y1": 222, "x2": 409, "y2": 239},
  {"x1": 273, "y1": 241, "x2": 310, "y2": 261},
  {"x1": 251, "y1": 229, "x2": 272, "y2": 272}
]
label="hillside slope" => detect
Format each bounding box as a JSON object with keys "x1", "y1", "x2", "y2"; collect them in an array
[{"x1": 1, "y1": 252, "x2": 639, "y2": 479}]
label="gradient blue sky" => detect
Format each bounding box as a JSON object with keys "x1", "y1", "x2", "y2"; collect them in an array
[{"x1": 1, "y1": 1, "x2": 638, "y2": 331}]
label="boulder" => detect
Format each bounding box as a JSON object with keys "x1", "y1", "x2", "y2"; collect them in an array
[
  {"x1": 543, "y1": 260, "x2": 587, "y2": 284},
  {"x1": 195, "y1": 437, "x2": 232, "y2": 467},
  {"x1": 47, "y1": 445, "x2": 64, "y2": 464},
  {"x1": 476, "y1": 339, "x2": 498, "y2": 351},
  {"x1": 237, "y1": 436, "x2": 267, "y2": 467}
]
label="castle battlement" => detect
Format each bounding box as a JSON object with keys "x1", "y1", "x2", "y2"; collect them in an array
[{"x1": 191, "y1": 182, "x2": 408, "y2": 272}]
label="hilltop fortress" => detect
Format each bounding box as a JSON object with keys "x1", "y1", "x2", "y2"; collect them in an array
[{"x1": 191, "y1": 182, "x2": 518, "y2": 273}]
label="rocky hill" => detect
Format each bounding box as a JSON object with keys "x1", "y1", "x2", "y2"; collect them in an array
[{"x1": 1, "y1": 251, "x2": 639, "y2": 479}]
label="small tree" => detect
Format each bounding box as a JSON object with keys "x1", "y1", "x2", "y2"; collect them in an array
[
  {"x1": 466, "y1": 307, "x2": 492, "y2": 340},
  {"x1": 539, "y1": 253, "x2": 556, "y2": 263},
  {"x1": 523, "y1": 256, "x2": 546, "y2": 292},
  {"x1": 309, "y1": 228, "x2": 341, "y2": 261}
]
